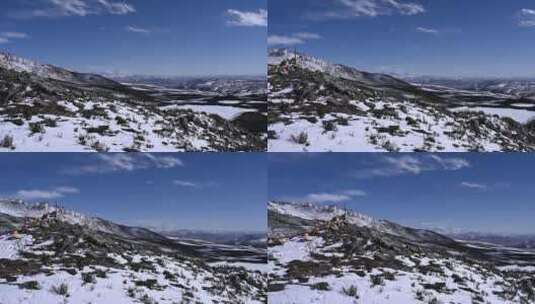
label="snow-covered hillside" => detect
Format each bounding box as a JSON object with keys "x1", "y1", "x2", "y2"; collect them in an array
[
  {"x1": 0, "y1": 200, "x2": 267, "y2": 304},
  {"x1": 269, "y1": 202, "x2": 387, "y2": 231},
  {"x1": 0, "y1": 97, "x2": 262, "y2": 152},
  {"x1": 268, "y1": 202, "x2": 535, "y2": 304},
  {"x1": 0, "y1": 52, "x2": 118, "y2": 86},
  {"x1": 268, "y1": 49, "x2": 535, "y2": 152},
  {"x1": 0, "y1": 52, "x2": 266, "y2": 152},
  {"x1": 0, "y1": 199, "x2": 165, "y2": 241}
]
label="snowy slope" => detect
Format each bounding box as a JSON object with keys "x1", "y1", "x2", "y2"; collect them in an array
[
  {"x1": 0, "y1": 233, "x2": 266, "y2": 304},
  {"x1": 268, "y1": 49, "x2": 535, "y2": 152},
  {"x1": 0, "y1": 52, "x2": 118, "y2": 86},
  {"x1": 0, "y1": 52, "x2": 266, "y2": 152},
  {"x1": 269, "y1": 49, "x2": 409, "y2": 88},
  {"x1": 268, "y1": 202, "x2": 535, "y2": 304},
  {"x1": 0, "y1": 97, "x2": 264, "y2": 152},
  {"x1": 269, "y1": 201, "x2": 385, "y2": 230},
  {"x1": 0, "y1": 199, "x2": 164, "y2": 241},
  {"x1": 0, "y1": 200, "x2": 267, "y2": 304}
]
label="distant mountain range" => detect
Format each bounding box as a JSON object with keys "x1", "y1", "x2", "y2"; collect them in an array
[
  {"x1": 406, "y1": 76, "x2": 535, "y2": 100},
  {"x1": 162, "y1": 229, "x2": 266, "y2": 248},
  {"x1": 269, "y1": 201, "x2": 455, "y2": 246},
  {"x1": 113, "y1": 75, "x2": 267, "y2": 96},
  {"x1": 450, "y1": 232, "x2": 535, "y2": 250},
  {"x1": 0, "y1": 53, "x2": 120, "y2": 88},
  {"x1": 0, "y1": 199, "x2": 166, "y2": 242}
]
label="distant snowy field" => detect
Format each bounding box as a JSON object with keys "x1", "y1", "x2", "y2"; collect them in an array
[
  {"x1": 452, "y1": 106, "x2": 535, "y2": 124},
  {"x1": 161, "y1": 104, "x2": 257, "y2": 120}
]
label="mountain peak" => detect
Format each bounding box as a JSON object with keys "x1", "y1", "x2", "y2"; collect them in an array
[
  {"x1": 268, "y1": 48, "x2": 410, "y2": 89},
  {"x1": 0, "y1": 52, "x2": 49, "y2": 75},
  {"x1": 0, "y1": 51, "x2": 119, "y2": 86},
  {"x1": 0, "y1": 198, "x2": 94, "y2": 226},
  {"x1": 268, "y1": 201, "x2": 383, "y2": 229}
]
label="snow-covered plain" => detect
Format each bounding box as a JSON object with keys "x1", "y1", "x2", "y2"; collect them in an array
[
  {"x1": 451, "y1": 106, "x2": 535, "y2": 124},
  {"x1": 161, "y1": 104, "x2": 257, "y2": 120}
]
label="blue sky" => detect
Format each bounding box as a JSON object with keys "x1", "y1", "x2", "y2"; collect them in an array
[
  {"x1": 0, "y1": 153, "x2": 267, "y2": 232},
  {"x1": 0, "y1": 0, "x2": 266, "y2": 76},
  {"x1": 269, "y1": 153, "x2": 535, "y2": 235},
  {"x1": 269, "y1": 0, "x2": 535, "y2": 78}
]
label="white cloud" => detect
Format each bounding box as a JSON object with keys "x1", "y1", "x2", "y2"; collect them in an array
[
  {"x1": 1, "y1": 32, "x2": 29, "y2": 39},
  {"x1": 383, "y1": 155, "x2": 425, "y2": 174},
  {"x1": 355, "y1": 155, "x2": 470, "y2": 178},
  {"x1": 97, "y1": 0, "x2": 135, "y2": 15},
  {"x1": 55, "y1": 186, "x2": 80, "y2": 194},
  {"x1": 298, "y1": 188, "x2": 366, "y2": 203},
  {"x1": 173, "y1": 180, "x2": 199, "y2": 188},
  {"x1": 416, "y1": 27, "x2": 439, "y2": 34},
  {"x1": 268, "y1": 35, "x2": 305, "y2": 46},
  {"x1": 268, "y1": 32, "x2": 322, "y2": 46},
  {"x1": 385, "y1": 0, "x2": 424, "y2": 15},
  {"x1": 306, "y1": 193, "x2": 351, "y2": 203},
  {"x1": 519, "y1": 9, "x2": 535, "y2": 27},
  {"x1": 226, "y1": 9, "x2": 267, "y2": 27},
  {"x1": 16, "y1": 190, "x2": 63, "y2": 200},
  {"x1": 72, "y1": 154, "x2": 183, "y2": 174},
  {"x1": 16, "y1": 186, "x2": 80, "y2": 200},
  {"x1": 126, "y1": 26, "x2": 151, "y2": 34},
  {"x1": 144, "y1": 154, "x2": 184, "y2": 169},
  {"x1": 30, "y1": 0, "x2": 135, "y2": 17},
  {"x1": 294, "y1": 32, "x2": 322, "y2": 40},
  {"x1": 460, "y1": 182, "x2": 488, "y2": 190},
  {"x1": 335, "y1": 0, "x2": 425, "y2": 18},
  {"x1": 343, "y1": 189, "x2": 367, "y2": 196},
  {"x1": 0, "y1": 31, "x2": 30, "y2": 44},
  {"x1": 50, "y1": 0, "x2": 90, "y2": 16},
  {"x1": 429, "y1": 155, "x2": 470, "y2": 171},
  {"x1": 96, "y1": 154, "x2": 139, "y2": 171}
]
